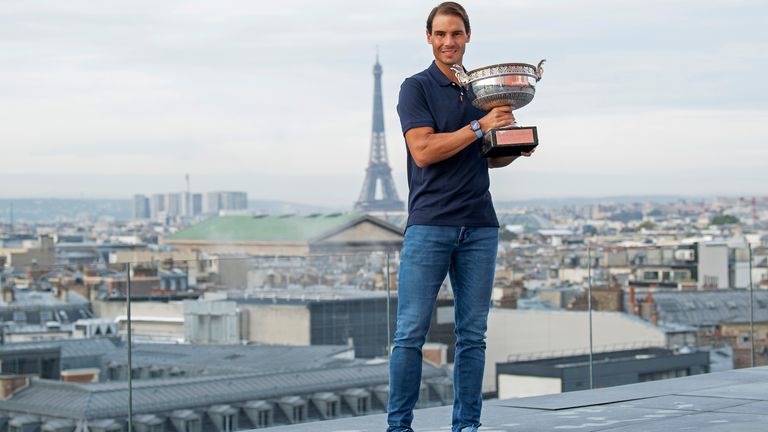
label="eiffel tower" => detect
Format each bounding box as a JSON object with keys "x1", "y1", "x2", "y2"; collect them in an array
[{"x1": 354, "y1": 54, "x2": 404, "y2": 212}]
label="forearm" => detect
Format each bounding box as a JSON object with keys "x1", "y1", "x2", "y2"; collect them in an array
[
  {"x1": 408, "y1": 125, "x2": 478, "y2": 167},
  {"x1": 488, "y1": 156, "x2": 518, "y2": 169}
]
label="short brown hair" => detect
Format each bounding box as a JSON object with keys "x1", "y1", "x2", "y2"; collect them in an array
[{"x1": 426, "y1": 2, "x2": 470, "y2": 35}]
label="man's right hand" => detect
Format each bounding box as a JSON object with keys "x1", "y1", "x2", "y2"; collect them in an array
[{"x1": 478, "y1": 106, "x2": 515, "y2": 132}]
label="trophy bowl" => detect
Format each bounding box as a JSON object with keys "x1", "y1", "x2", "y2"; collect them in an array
[
  {"x1": 454, "y1": 61, "x2": 543, "y2": 111},
  {"x1": 451, "y1": 60, "x2": 545, "y2": 158}
]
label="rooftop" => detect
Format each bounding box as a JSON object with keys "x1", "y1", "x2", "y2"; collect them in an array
[
  {"x1": 638, "y1": 290, "x2": 768, "y2": 326},
  {"x1": 270, "y1": 366, "x2": 768, "y2": 431},
  {"x1": 165, "y1": 214, "x2": 362, "y2": 242}
]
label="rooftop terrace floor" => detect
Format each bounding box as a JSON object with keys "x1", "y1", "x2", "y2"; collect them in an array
[{"x1": 270, "y1": 366, "x2": 768, "y2": 431}]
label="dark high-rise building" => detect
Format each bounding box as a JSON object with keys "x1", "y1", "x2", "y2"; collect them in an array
[{"x1": 354, "y1": 54, "x2": 404, "y2": 212}]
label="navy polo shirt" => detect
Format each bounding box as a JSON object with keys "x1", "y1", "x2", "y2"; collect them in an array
[{"x1": 397, "y1": 61, "x2": 499, "y2": 228}]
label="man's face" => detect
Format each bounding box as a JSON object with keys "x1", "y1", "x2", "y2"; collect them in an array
[{"x1": 427, "y1": 13, "x2": 470, "y2": 67}]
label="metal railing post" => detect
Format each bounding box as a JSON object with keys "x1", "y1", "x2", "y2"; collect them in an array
[
  {"x1": 127, "y1": 262, "x2": 134, "y2": 432},
  {"x1": 386, "y1": 251, "x2": 392, "y2": 358},
  {"x1": 749, "y1": 243, "x2": 755, "y2": 368},
  {"x1": 588, "y1": 246, "x2": 594, "y2": 389}
]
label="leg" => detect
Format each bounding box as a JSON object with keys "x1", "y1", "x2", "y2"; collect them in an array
[
  {"x1": 388, "y1": 225, "x2": 456, "y2": 432},
  {"x1": 449, "y1": 227, "x2": 498, "y2": 432}
]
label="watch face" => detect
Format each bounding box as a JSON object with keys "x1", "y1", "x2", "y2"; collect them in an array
[{"x1": 471, "y1": 120, "x2": 480, "y2": 131}]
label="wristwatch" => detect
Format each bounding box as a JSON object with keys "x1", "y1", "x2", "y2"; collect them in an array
[{"x1": 470, "y1": 120, "x2": 483, "y2": 139}]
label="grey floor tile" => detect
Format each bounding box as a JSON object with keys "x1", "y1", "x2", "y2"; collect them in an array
[
  {"x1": 493, "y1": 386, "x2": 662, "y2": 410},
  {"x1": 597, "y1": 411, "x2": 768, "y2": 431},
  {"x1": 608, "y1": 395, "x2": 755, "y2": 412},
  {"x1": 713, "y1": 399, "x2": 768, "y2": 414},
  {"x1": 499, "y1": 405, "x2": 690, "y2": 432},
  {"x1": 681, "y1": 382, "x2": 768, "y2": 401}
]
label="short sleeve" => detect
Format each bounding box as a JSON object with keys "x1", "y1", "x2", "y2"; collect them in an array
[{"x1": 397, "y1": 78, "x2": 435, "y2": 135}]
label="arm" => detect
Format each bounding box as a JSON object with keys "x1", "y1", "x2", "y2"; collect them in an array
[
  {"x1": 405, "y1": 106, "x2": 515, "y2": 168},
  {"x1": 488, "y1": 148, "x2": 536, "y2": 169},
  {"x1": 488, "y1": 155, "x2": 518, "y2": 169},
  {"x1": 405, "y1": 125, "x2": 478, "y2": 168}
]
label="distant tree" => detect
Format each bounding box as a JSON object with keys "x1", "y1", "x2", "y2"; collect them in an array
[
  {"x1": 637, "y1": 221, "x2": 656, "y2": 231},
  {"x1": 499, "y1": 227, "x2": 518, "y2": 241},
  {"x1": 710, "y1": 215, "x2": 740, "y2": 225}
]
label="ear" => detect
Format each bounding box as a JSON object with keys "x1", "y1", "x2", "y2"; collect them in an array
[
  {"x1": 426, "y1": 30, "x2": 432, "y2": 45},
  {"x1": 466, "y1": 31, "x2": 471, "y2": 43}
]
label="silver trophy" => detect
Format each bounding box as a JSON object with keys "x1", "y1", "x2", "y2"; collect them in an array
[{"x1": 451, "y1": 60, "x2": 545, "y2": 157}]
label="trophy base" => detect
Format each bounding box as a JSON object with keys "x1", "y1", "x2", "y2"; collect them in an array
[{"x1": 481, "y1": 125, "x2": 539, "y2": 158}]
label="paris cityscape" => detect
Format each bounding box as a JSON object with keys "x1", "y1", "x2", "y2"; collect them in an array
[{"x1": 1, "y1": 1, "x2": 767, "y2": 431}]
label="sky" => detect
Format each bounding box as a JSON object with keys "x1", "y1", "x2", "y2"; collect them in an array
[{"x1": 1, "y1": 0, "x2": 766, "y2": 207}]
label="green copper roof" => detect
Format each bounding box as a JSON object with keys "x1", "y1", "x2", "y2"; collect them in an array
[{"x1": 166, "y1": 214, "x2": 362, "y2": 242}]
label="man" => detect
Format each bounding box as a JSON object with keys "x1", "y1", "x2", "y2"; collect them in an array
[{"x1": 387, "y1": 3, "x2": 534, "y2": 432}]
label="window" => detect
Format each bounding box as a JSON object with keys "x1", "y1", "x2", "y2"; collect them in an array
[
  {"x1": 292, "y1": 406, "x2": 304, "y2": 422},
  {"x1": 639, "y1": 368, "x2": 689, "y2": 382},
  {"x1": 223, "y1": 415, "x2": 234, "y2": 432},
  {"x1": 325, "y1": 402, "x2": 337, "y2": 418},
  {"x1": 12, "y1": 311, "x2": 27, "y2": 323},
  {"x1": 40, "y1": 310, "x2": 54, "y2": 322},
  {"x1": 643, "y1": 271, "x2": 659, "y2": 281},
  {"x1": 703, "y1": 276, "x2": 719, "y2": 288},
  {"x1": 257, "y1": 411, "x2": 270, "y2": 428},
  {"x1": 107, "y1": 366, "x2": 121, "y2": 381},
  {"x1": 357, "y1": 398, "x2": 368, "y2": 413},
  {"x1": 186, "y1": 420, "x2": 200, "y2": 432}
]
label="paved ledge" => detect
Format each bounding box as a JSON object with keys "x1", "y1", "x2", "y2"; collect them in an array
[{"x1": 269, "y1": 366, "x2": 768, "y2": 431}]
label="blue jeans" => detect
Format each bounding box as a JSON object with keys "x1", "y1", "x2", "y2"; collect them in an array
[{"x1": 387, "y1": 225, "x2": 499, "y2": 432}]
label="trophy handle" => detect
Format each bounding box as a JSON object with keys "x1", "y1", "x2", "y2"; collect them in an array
[
  {"x1": 535, "y1": 59, "x2": 546, "y2": 82},
  {"x1": 450, "y1": 64, "x2": 470, "y2": 87}
]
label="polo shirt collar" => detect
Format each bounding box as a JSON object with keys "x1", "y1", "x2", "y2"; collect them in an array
[{"x1": 428, "y1": 61, "x2": 456, "y2": 87}]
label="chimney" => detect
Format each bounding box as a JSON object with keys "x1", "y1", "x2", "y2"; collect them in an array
[
  {"x1": 39, "y1": 234, "x2": 54, "y2": 250},
  {"x1": 2, "y1": 286, "x2": 14, "y2": 304},
  {"x1": 54, "y1": 285, "x2": 69, "y2": 303},
  {"x1": 628, "y1": 286, "x2": 637, "y2": 315},
  {"x1": 0, "y1": 375, "x2": 30, "y2": 400},
  {"x1": 639, "y1": 292, "x2": 658, "y2": 325}
]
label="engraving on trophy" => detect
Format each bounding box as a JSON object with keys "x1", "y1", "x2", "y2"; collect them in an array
[{"x1": 496, "y1": 128, "x2": 535, "y2": 145}]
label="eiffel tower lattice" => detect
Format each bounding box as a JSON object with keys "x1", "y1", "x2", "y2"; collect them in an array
[{"x1": 354, "y1": 54, "x2": 404, "y2": 213}]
